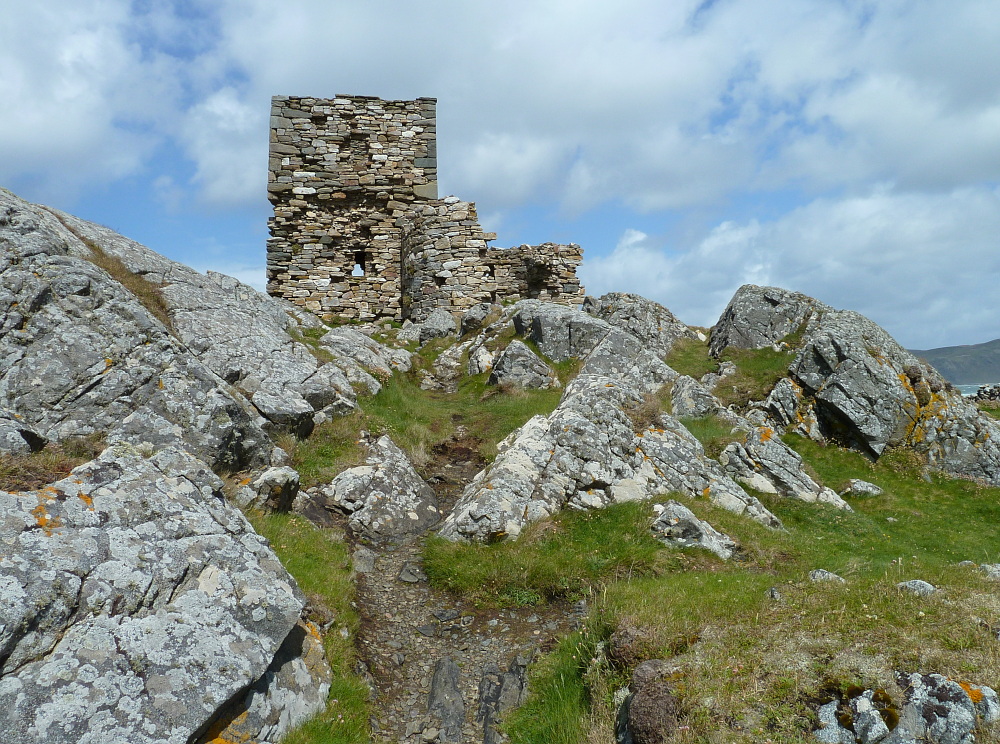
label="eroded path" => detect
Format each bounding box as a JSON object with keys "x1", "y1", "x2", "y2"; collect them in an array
[{"x1": 351, "y1": 433, "x2": 585, "y2": 744}]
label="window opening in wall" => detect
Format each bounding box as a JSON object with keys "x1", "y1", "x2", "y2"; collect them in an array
[{"x1": 352, "y1": 250, "x2": 367, "y2": 277}]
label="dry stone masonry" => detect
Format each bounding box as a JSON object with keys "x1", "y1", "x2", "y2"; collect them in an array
[{"x1": 266, "y1": 95, "x2": 584, "y2": 321}]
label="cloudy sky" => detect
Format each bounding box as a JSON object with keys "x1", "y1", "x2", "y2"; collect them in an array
[{"x1": 3, "y1": 0, "x2": 998, "y2": 349}]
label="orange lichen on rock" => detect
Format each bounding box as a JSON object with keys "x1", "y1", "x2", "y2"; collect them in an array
[
  {"x1": 958, "y1": 681, "x2": 985, "y2": 703},
  {"x1": 760, "y1": 427, "x2": 773, "y2": 442},
  {"x1": 77, "y1": 491, "x2": 94, "y2": 509}
]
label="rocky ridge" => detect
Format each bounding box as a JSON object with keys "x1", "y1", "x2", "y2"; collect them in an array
[{"x1": 3, "y1": 185, "x2": 1000, "y2": 744}]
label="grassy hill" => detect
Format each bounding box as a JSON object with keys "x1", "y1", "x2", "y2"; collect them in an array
[{"x1": 911, "y1": 338, "x2": 1000, "y2": 385}]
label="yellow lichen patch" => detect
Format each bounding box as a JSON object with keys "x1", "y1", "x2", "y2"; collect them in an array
[
  {"x1": 760, "y1": 427, "x2": 773, "y2": 442},
  {"x1": 31, "y1": 501, "x2": 63, "y2": 536},
  {"x1": 958, "y1": 681, "x2": 985, "y2": 703},
  {"x1": 202, "y1": 707, "x2": 253, "y2": 744},
  {"x1": 103, "y1": 358, "x2": 114, "y2": 373},
  {"x1": 305, "y1": 619, "x2": 323, "y2": 642},
  {"x1": 238, "y1": 477, "x2": 253, "y2": 487},
  {"x1": 77, "y1": 491, "x2": 94, "y2": 509},
  {"x1": 702, "y1": 487, "x2": 711, "y2": 499},
  {"x1": 158, "y1": 378, "x2": 164, "y2": 390}
]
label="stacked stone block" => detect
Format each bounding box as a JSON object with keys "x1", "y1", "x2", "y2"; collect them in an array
[{"x1": 266, "y1": 94, "x2": 584, "y2": 321}]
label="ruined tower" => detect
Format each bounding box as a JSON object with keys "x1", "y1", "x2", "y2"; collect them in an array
[{"x1": 266, "y1": 95, "x2": 584, "y2": 321}]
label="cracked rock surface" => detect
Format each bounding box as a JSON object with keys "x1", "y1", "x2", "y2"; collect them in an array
[{"x1": 0, "y1": 443, "x2": 328, "y2": 744}]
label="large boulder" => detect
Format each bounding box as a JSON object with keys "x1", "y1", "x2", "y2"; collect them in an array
[
  {"x1": 0, "y1": 191, "x2": 272, "y2": 471},
  {"x1": 651, "y1": 500, "x2": 737, "y2": 560},
  {"x1": 0, "y1": 443, "x2": 328, "y2": 744},
  {"x1": 23, "y1": 191, "x2": 407, "y2": 438},
  {"x1": 709, "y1": 284, "x2": 822, "y2": 357},
  {"x1": 583, "y1": 292, "x2": 696, "y2": 357},
  {"x1": 299, "y1": 434, "x2": 440, "y2": 542},
  {"x1": 712, "y1": 284, "x2": 1000, "y2": 485},
  {"x1": 439, "y1": 371, "x2": 780, "y2": 542},
  {"x1": 512, "y1": 300, "x2": 614, "y2": 362},
  {"x1": 488, "y1": 340, "x2": 560, "y2": 390}
]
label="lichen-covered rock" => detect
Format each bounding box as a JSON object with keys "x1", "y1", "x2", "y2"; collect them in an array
[
  {"x1": 460, "y1": 301, "x2": 497, "y2": 336},
  {"x1": 233, "y1": 466, "x2": 301, "y2": 512},
  {"x1": 419, "y1": 307, "x2": 458, "y2": 343},
  {"x1": 439, "y1": 372, "x2": 780, "y2": 542},
  {"x1": 897, "y1": 579, "x2": 937, "y2": 596},
  {"x1": 810, "y1": 569, "x2": 846, "y2": 583},
  {"x1": 670, "y1": 375, "x2": 721, "y2": 418},
  {"x1": 651, "y1": 500, "x2": 737, "y2": 560},
  {"x1": 583, "y1": 292, "x2": 696, "y2": 357},
  {"x1": 0, "y1": 192, "x2": 271, "y2": 471},
  {"x1": 709, "y1": 284, "x2": 822, "y2": 357},
  {"x1": 719, "y1": 426, "x2": 849, "y2": 509},
  {"x1": 512, "y1": 300, "x2": 614, "y2": 362},
  {"x1": 712, "y1": 283, "x2": 1000, "y2": 485},
  {"x1": 841, "y1": 479, "x2": 885, "y2": 498},
  {"x1": 319, "y1": 325, "x2": 412, "y2": 382},
  {"x1": 301, "y1": 434, "x2": 439, "y2": 542},
  {"x1": 0, "y1": 409, "x2": 45, "y2": 455},
  {"x1": 0, "y1": 443, "x2": 327, "y2": 744},
  {"x1": 488, "y1": 340, "x2": 560, "y2": 389}
]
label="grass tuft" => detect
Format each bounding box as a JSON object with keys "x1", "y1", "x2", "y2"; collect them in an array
[
  {"x1": 0, "y1": 434, "x2": 105, "y2": 491},
  {"x1": 245, "y1": 512, "x2": 370, "y2": 744}
]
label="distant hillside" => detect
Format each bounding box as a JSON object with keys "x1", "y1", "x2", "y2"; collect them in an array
[{"x1": 911, "y1": 338, "x2": 1000, "y2": 385}]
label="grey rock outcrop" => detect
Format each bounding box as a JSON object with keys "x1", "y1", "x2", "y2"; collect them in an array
[
  {"x1": 583, "y1": 292, "x2": 696, "y2": 357},
  {"x1": 233, "y1": 465, "x2": 301, "y2": 512},
  {"x1": 809, "y1": 569, "x2": 846, "y2": 583},
  {"x1": 419, "y1": 307, "x2": 458, "y2": 343},
  {"x1": 0, "y1": 410, "x2": 45, "y2": 455},
  {"x1": 709, "y1": 284, "x2": 820, "y2": 357},
  {"x1": 816, "y1": 675, "x2": 999, "y2": 744},
  {"x1": 427, "y1": 658, "x2": 465, "y2": 743},
  {"x1": 0, "y1": 190, "x2": 272, "y2": 471},
  {"x1": 713, "y1": 284, "x2": 1000, "y2": 486},
  {"x1": 512, "y1": 300, "x2": 614, "y2": 362},
  {"x1": 299, "y1": 434, "x2": 439, "y2": 542},
  {"x1": 0, "y1": 443, "x2": 328, "y2": 744},
  {"x1": 488, "y1": 340, "x2": 560, "y2": 389},
  {"x1": 651, "y1": 500, "x2": 737, "y2": 560},
  {"x1": 460, "y1": 301, "x2": 497, "y2": 336},
  {"x1": 719, "y1": 425, "x2": 849, "y2": 509},
  {"x1": 670, "y1": 375, "x2": 721, "y2": 419},
  {"x1": 439, "y1": 371, "x2": 780, "y2": 542},
  {"x1": 19, "y1": 190, "x2": 412, "y2": 440}
]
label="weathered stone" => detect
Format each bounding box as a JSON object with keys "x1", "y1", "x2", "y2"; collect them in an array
[
  {"x1": 897, "y1": 579, "x2": 937, "y2": 596},
  {"x1": 710, "y1": 284, "x2": 821, "y2": 357},
  {"x1": 0, "y1": 443, "x2": 327, "y2": 744},
  {"x1": 512, "y1": 300, "x2": 612, "y2": 362},
  {"x1": 718, "y1": 425, "x2": 849, "y2": 509},
  {"x1": 302, "y1": 434, "x2": 439, "y2": 542},
  {"x1": 0, "y1": 190, "x2": 272, "y2": 471},
  {"x1": 670, "y1": 375, "x2": 721, "y2": 418},
  {"x1": 809, "y1": 569, "x2": 846, "y2": 583},
  {"x1": 439, "y1": 372, "x2": 780, "y2": 542},
  {"x1": 477, "y1": 656, "x2": 529, "y2": 744},
  {"x1": 233, "y1": 466, "x2": 300, "y2": 512},
  {"x1": 427, "y1": 658, "x2": 464, "y2": 743},
  {"x1": 460, "y1": 301, "x2": 496, "y2": 336},
  {"x1": 0, "y1": 410, "x2": 45, "y2": 455},
  {"x1": 419, "y1": 307, "x2": 457, "y2": 343},
  {"x1": 488, "y1": 340, "x2": 560, "y2": 389},
  {"x1": 841, "y1": 479, "x2": 885, "y2": 498},
  {"x1": 583, "y1": 291, "x2": 696, "y2": 357},
  {"x1": 650, "y1": 500, "x2": 737, "y2": 560}
]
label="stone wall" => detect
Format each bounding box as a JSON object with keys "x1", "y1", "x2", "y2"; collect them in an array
[{"x1": 266, "y1": 94, "x2": 584, "y2": 321}]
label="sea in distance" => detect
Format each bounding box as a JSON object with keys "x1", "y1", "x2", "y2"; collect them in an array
[{"x1": 957, "y1": 383, "x2": 999, "y2": 397}]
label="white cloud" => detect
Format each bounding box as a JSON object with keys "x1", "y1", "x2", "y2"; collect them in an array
[
  {"x1": 581, "y1": 187, "x2": 1000, "y2": 348},
  {"x1": 180, "y1": 88, "x2": 268, "y2": 207}
]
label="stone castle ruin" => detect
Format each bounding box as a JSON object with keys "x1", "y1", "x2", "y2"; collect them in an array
[{"x1": 265, "y1": 95, "x2": 584, "y2": 321}]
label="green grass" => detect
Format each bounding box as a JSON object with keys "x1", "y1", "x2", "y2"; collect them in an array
[
  {"x1": 665, "y1": 336, "x2": 718, "y2": 379},
  {"x1": 423, "y1": 501, "x2": 679, "y2": 608},
  {"x1": 246, "y1": 512, "x2": 370, "y2": 744},
  {"x1": 487, "y1": 434, "x2": 1000, "y2": 743},
  {"x1": 678, "y1": 414, "x2": 743, "y2": 459},
  {"x1": 285, "y1": 368, "x2": 565, "y2": 488},
  {"x1": 666, "y1": 333, "x2": 801, "y2": 410}
]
